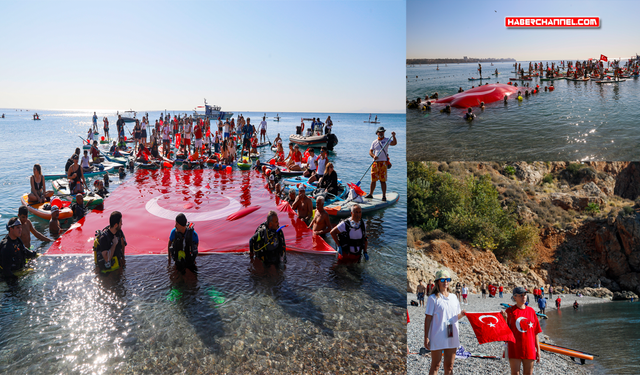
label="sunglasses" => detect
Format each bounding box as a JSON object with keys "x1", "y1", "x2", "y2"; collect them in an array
[{"x1": 437, "y1": 278, "x2": 451, "y2": 283}]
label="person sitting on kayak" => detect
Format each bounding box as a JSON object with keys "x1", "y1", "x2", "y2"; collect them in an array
[
  {"x1": 330, "y1": 204, "x2": 368, "y2": 262},
  {"x1": 274, "y1": 144, "x2": 285, "y2": 164},
  {"x1": 317, "y1": 162, "x2": 339, "y2": 196},
  {"x1": 67, "y1": 154, "x2": 86, "y2": 195},
  {"x1": 287, "y1": 145, "x2": 303, "y2": 171},
  {"x1": 249, "y1": 210, "x2": 286, "y2": 269},
  {"x1": 28, "y1": 164, "x2": 50, "y2": 204},
  {"x1": 136, "y1": 144, "x2": 150, "y2": 163},
  {"x1": 90, "y1": 141, "x2": 101, "y2": 164},
  {"x1": 309, "y1": 196, "x2": 332, "y2": 236},
  {"x1": 303, "y1": 148, "x2": 317, "y2": 178},
  {"x1": 464, "y1": 108, "x2": 475, "y2": 121},
  {"x1": 110, "y1": 141, "x2": 123, "y2": 157},
  {"x1": 65, "y1": 148, "x2": 81, "y2": 173},
  {"x1": 80, "y1": 150, "x2": 92, "y2": 173},
  {"x1": 0, "y1": 217, "x2": 38, "y2": 280},
  {"x1": 167, "y1": 213, "x2": 199, "y2": 275},
  {"x1": 291, "y1": 188, "x2": 313, "y2": 225}
]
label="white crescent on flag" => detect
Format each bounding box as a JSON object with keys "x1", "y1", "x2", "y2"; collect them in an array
[
  {"x1": 478, "y1": 314, "x2": 499, "y2": 327},
  {"x1": 515, "y1": 317, "x2": 528, "y2": 333}
]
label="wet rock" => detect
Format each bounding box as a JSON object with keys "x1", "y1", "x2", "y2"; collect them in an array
[{"x1": 612, "y1": 290, "x2": 639, "y2": 300}]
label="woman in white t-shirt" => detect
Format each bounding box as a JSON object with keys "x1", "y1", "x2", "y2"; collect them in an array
[{"x1": 424, "y1": 270, "x2": 466, "y2": 375}]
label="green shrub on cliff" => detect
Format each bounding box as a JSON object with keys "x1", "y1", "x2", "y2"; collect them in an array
[{"x1": 408, "y1": 162, "x2": 539, "y2": 263}]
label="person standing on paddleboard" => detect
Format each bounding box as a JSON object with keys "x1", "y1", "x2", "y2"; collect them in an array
[
  {"x1": 501, "y1": 286, "x2": 541, "y2": 375},
  {"x1": 367, "y1": 127, "x2": 397, "y2": 202},
  {"x1": 424, "y1": 270, "x2": 466, "y2": 375}
]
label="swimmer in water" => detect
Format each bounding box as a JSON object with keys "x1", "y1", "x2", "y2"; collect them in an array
[
  {"x1": 480, "y1": 102, "x2": 485, "y2": 110},
  {"x1": 463, "y1": 108, "x2": 475, "y2": 121},
  {"x1": 440, "y1": 105, "x2": 451, "y2": 114},
  {"x1": 504, "y1": 95, "x2": 508, "y2": 104},
  {"x1": 458, "y1": 87, "x2": 464, "y2": 93}
]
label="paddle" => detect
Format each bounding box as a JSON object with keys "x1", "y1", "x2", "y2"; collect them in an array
[{"x1": 353, "y1": 136, "x2": 393, "y2": 188}]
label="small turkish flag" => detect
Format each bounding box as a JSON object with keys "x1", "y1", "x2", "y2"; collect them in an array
[
  {"x1": 600, "y1": 54, "x2": 608, "y2": 62},
  {"x1": 466, "y1": 312, "x2": 515, "y2": 344}
]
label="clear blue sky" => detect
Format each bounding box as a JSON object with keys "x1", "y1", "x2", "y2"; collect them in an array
[
  {"x1": 0, "y1": 0, "x2": 406, "y2": 113},
  {"x1": 408, "y1": 0, "x2": 640, "y2": 61}
]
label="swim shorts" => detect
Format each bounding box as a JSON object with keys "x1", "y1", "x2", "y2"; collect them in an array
[
  {"x1": 417, "y1": 292, "x2": 424, "y2": 301},
  {"x1": 371, "y1": 161, "x2": 387, "y2": 182}
]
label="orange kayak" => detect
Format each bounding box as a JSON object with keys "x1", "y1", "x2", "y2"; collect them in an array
[
  {"x1": 539, "y1": 343, "x2": 594, "y2": 361},
  {"x1": 21, "y1": 194, "x2": 73, "y2": 220}
]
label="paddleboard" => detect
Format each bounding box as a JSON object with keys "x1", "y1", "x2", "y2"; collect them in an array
[
  {"x1": 325, "y1": 192, "x2": 399, "y2": 217},
  {"x1": 468, "y1": 77, "x2": 491, "y2": 81},
  {"x1": 596, "y1": 79, "x2": 626, "y2": 84},
  {"x1": 50, "y1": 180, "x2": 104, "y2": 208}
]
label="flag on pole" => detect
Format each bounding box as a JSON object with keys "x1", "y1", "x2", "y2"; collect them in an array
[
  {"x1": 466, "y1": 312, "x2": 515, "y2": 345},
  {"x1": 600, "y1": 54, "x2": 608, "y2": 62}
]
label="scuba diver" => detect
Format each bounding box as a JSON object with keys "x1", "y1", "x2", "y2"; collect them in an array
[
  {"x1": 249, "y1": 210, "x2": 286, "y2": 269},
  {"x1": 167, "y1": 213, "x2": 199, "y2": 275},
  {"x1": 93, "y1": 211, "x2": 127, "y2": 273},
  {"x1": 0, "y1": 217, "x2": 38, "y2": 280},
  {"x1": 464, "y1": 108, "x2": 475, "y2": 121},
  {"x1": 330, "y1": 204, "x2": 368, "y2": 263}
]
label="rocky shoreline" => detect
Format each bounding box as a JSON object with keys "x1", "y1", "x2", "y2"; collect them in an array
[{"x1": 407, "y1": 292, "x2": 609, "y2": 375}]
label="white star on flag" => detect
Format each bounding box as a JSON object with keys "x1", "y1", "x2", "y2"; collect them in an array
[
  {"x1": 488, "y1": 323, "x2": 495, "y2": 327},
  {"x1": 528, "y1": 322, "x2": 534, "y2": 328}
]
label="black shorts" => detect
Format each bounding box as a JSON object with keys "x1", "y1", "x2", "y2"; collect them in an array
[{"x1": 243, "y1": 137, "x2": 251, "y2": 149}]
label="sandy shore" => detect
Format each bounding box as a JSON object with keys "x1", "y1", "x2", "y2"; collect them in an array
[{"x1": 407, "y1": 292, "x2": 610, "y2": 374}]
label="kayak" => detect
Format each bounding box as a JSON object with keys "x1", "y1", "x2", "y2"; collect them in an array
[
  {"x1": 256, "y1": 142, "x2": 271, "y2": 148},
  {"x1": 596, "y1": 79, "x2": 626, "y2": 84},
  {"x1": 566, "y1": 78, "x2": 590, "y2": 81},
  {"x1": 44, "y1": 164, "x2": 116, "y2": 181},
  {"x1": 509, "y1": 78, "x2": 532, "y2": 81},
  {"x1": 537, "y1": 312, "x2": 548, "y2": 319},
  {"x1": 325, "y1": 192, "x2": 399, "y2": 217},
  {"x1": 50, "y1": 180, "x2": 104, "y2": 208},
  {"x1": 540, "y1": 77, "x2": 564, "y2": 81},
  {"x1": 135, "y1": 161, "x2": 161, "y2": 169},
  {"x1": 237, "y1": 161, "x2": 252, "y2": 170},
  {"x1": 277, "y1": 166, "x2": 303, "y2": 176},
  {"x1": 21, "y1": 194, "x2": 73, "y2": 220},
  {"x1": 103, "y1": 153, "x2": 128, "y2": 165},
  {"x1": 468, "y1": 77, "x2": 491, "y2": 81},
  {"x1": 539, "y1": 343, "x2": 594, "y2": 364}
]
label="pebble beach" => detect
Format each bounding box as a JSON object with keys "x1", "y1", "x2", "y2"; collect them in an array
[{"x1": 406, "y1": 292, "x2": 611, "y2": 374}]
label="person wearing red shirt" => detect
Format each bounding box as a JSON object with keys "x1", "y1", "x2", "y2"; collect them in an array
[
  {"x1": 194, "y1": 122, "x2": 203, "y2": 154},
  {"x1": 426, "y1": 279, "x2": 435, "y2": 295},
  {"x1": 555, "y1": 296, "x2": 562, "y2": 310},
  {"x1": 488, "y1": 284, "x2": 497, "y2": 298},
  {"x1": 502, "y1": 287, "x2": 541, "y2": 375},
  {"x1": 499, "y1": 285, "x2": 504, "y2": 298}
]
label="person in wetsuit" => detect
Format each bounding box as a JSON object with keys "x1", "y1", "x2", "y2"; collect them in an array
[
  {"x1": 0, "y1": 217, "x2": 38, "y2": 280},
  {"x1": 167, "y1": 213, "x2": 199, "y2": 275},
  {"x1": 249, "y1": 210, "x2": 286, "y2": 269},
  {"x1": 93, "y1": 211, "x2": 127, "y2": 272}
]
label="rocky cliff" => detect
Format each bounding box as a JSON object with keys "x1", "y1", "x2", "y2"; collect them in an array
[{"x1": 408, "y1": 161, "x2": 640, "y2": 299}]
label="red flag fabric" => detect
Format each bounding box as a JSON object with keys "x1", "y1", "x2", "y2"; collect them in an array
[
  {"x1": 600, "y1": 54, "x2": 608, "y2": 62},
  {"x1": 466, "y1": 312, "x2": 515, "y2": 345}
]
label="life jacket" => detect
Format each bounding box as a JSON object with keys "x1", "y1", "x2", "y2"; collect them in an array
[
  {"x1": 169, "y1": 224, "x2": 196, "y2": 264},
  {"x1": 250, "y1": 221, "x2": 285, "y2": 264},
  {"x1": 337, "y1": 219, "x2": 366, "y2": 255}
]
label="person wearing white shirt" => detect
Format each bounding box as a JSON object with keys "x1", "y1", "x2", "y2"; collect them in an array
[
  {"x1": 259, "y1": 116, "x2": 268, "y2": 143},
  {"x1": 367, "y1": 127, "x2": 397, "y2": 202},
  {"x1": 424, "y1": 270, "x2": 467, "y2": 375}
]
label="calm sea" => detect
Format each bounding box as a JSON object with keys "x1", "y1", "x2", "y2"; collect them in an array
[
  {"x1": 407, "y1": 61, "x2": 640, "y2": 161},
  {"x1": 540, "y1": 300, "x2": 640, "y2": 374},
  {"x1": 0, "y1": 109, "x2": 406, "y2": 373}
]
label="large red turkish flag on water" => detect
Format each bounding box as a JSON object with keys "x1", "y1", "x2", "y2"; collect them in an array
[
  {"x1": 47, "y1": 168, "x2": 336, "y2": 256},
  {"x1": 466, "y1": 312, "x2": 515, "y2": 345}
]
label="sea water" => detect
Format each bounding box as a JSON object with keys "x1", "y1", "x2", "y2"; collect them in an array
[
  {"x1": 540, "y1": 301, "x2": 640, "y2": 374},
  {"x1": 0, "y1": 109, "x2": 406, "y2": 373},
  {"x1": 406, "y1": 61, "x2": 640, "y2": 161}
]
